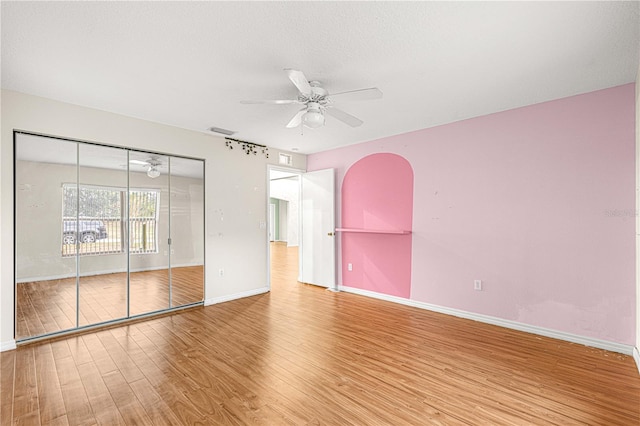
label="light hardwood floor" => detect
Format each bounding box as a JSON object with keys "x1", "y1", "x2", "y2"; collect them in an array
[{"x1": 2, "y1": 242, "x2": 639, "y2": 425}]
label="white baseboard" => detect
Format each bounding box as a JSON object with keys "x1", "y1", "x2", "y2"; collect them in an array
[
  {"x1": 1, "y1": 340, "x2": 16, "y2": 352},
  {"x1": 634, "y1": 347, "x2": 640, "y2": 374},
  {"x1": 339, "y1": 286, "x2": 635, "y2": 356},
  {"x1": 204, "y1": 286, "x2": 269, "y2": 306}
]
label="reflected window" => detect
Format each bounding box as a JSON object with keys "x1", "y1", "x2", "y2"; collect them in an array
[
  {"x1": 62, "y1": 184, "x2": 159, "y2": 256},
  {"x1": 129, "y1": 189, "x2": 160, "y2": 254}
]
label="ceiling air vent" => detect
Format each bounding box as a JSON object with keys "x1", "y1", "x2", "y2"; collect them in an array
[{"x1": 208, "y1": 127, "x2": 236, "y2": 136}]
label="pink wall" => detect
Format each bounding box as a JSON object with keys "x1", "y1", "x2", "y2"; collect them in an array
[
  {"x1": 308, "y1": 83, "x2": 636, "y2": 345},
  {"x1": 341, "y1": 153, "x2": 413, "y2": 297}
]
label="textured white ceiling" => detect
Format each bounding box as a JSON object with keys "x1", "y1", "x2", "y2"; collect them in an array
[{"x1": 2, "y1": 2, "x2": 639, "y2": 154}]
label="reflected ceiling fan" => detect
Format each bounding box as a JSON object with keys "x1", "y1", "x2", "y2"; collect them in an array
[
  {"x1": 130, "y1": 157, "x2": 161, "y2": 178},
  {"x1": 241, "y1": 69, "x2": 382, "y2": 129}
]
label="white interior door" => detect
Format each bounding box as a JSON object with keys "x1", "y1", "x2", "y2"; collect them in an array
[{"x1": 300, "y1": 168, "x2": 336, "y2": 288}]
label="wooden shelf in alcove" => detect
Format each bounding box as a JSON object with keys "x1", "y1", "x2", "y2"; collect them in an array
[{"x1": 335, "y1": 228, "x2": 412, "y2": 235}]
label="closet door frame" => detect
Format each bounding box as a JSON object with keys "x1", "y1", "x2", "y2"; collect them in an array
[{"x1": 13, "y1": 130, "x2": 205, "y2": 343}]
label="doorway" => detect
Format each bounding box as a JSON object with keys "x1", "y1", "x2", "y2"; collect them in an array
[
  {"x1": 268, "y1": 167, "x2": 301, "y2": 290},
  {"x1": 267, "y1": 166, "x2": 337, "y2": 291}
]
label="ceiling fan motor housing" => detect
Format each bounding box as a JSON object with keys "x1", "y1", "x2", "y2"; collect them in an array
[{"x1": 309, "y1": 81, "x2": 327, "y2": 101}]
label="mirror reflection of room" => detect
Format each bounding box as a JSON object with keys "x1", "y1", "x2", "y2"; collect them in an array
[{"x1": 14, "y1": 133, "x2": 204, "y2": 340}]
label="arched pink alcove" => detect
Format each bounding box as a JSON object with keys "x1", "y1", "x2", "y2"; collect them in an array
[{"x1": 340, "y1": 153, "x2": 413, "y2": 298}]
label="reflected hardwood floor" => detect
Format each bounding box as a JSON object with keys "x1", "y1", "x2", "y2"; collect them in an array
[
  {"x1": 16, "y1": 266, "x2": 204, "y2": 339},
  {"x1": 3, "y1": 242, "x2": 640, "y2": 425}
]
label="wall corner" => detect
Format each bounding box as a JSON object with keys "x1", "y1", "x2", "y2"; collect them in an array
[{"x1": 636, "y1": 64, "x2": 640, "y2": 364}]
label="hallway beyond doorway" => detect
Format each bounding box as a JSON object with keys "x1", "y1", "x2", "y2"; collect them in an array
[{"x1": 270, "y1": 241, "x2": 298, "y2": 289}]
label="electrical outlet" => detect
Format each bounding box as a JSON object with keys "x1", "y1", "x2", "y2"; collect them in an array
[
  {"x1": 219, "y1": 269, "x2": 225, "y2": 277},
  {"x1": 348, "y1": 263, "x2": 353, "y2": 271},
  {"x1": 474, "y1": 280, "x2": 482, "y2": 291}
]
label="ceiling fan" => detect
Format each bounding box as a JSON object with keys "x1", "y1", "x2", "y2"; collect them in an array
[
  {"x1": 241, "y1": 69, "x2": 382, "y2": 129},
  {"x1": 130, "y1": 157, "x2": 162, "y2": 178}
]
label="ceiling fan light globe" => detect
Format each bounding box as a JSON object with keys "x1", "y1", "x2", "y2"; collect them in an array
[
  {"x1": 147, "y1": 166, "x2": 161, "y2": 178},
  {"x1": 303, "y1": 111, "x2": 325, "y2": 128}
]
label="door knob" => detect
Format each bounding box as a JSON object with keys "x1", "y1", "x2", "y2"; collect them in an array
[{"x1": 327, "y1": 232, "x2": 334, "y2": 236}]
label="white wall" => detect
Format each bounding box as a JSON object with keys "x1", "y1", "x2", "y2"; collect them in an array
[
  {"x1": 270, "y1": 176, "x2": 300, "y2": 246},
  {"x1": 278, "y1": 199, "x2": 288, "y2": 243},
  {"x1": 0, "y1": 90, "x2": 306, "y2": 350}
]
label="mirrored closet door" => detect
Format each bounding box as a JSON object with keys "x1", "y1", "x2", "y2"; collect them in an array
[
  {"x1": 169, "y1": 156, "x2": 205, "y2": 308},
  {"x1": 15, "y1": 136, "x2": 80, "y2": 337},
  {"x1": 14, "y1": 132, "x2": 205, "y2": 341},
  {"x1": 128, "y1": 151, "x2": 172, "y2": 317},
  {"x1": 77, "y1": 143, "x2": 129, "y2": 326}
]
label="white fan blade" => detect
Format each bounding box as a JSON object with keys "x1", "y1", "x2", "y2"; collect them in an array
[
  {"x1": 329, "y1": 87, "x2": 383, "y2": 102},
  {"x1": 285, "y1": 69, "x2": 312, "y2": 97},
  {"x1": 325, "y1": 107, "x2": 363, "y2": 127},
  {"x1": 240, "y1": 99, "x2": 300, "y2": 105},
  {"x1": 129, "y1": 160, "x2": 149, "y2": 165},
  {"x1": 286, "y1": 109, "x2": 307, "y2": 128}
]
